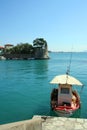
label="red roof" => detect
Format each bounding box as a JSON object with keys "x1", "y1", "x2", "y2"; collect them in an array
[{"x1": 0, "y1": 46, "x2": 4, "y2": 49}]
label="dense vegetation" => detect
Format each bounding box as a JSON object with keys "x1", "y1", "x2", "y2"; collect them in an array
[
  {"x1": 4, "y1": 43, "x2": 33, "y2": 54},
  {"x1": 4, "y1": 38, "x2": 48, "y2": 54}
]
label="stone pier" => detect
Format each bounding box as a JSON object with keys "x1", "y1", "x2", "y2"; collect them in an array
[
  {"x1": 0, "y1": 115, "x2": 87, "y2": 130},
  {"x1": 34, "y1": 116, "x2": 87, "y2": 130}
]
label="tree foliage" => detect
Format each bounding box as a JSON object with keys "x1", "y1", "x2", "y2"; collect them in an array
[
  {"x1": 5, "y1": 43, "x2": 34, "y2": 54},
  {"x1": 4, "y1": 38, "x2": 48, "y2": 55},
  {"x1": 33, "y1": 38, "x2": 47, "y2": 48}
]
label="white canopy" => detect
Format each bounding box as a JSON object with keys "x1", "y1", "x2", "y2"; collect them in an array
[{"x1": 50, "y1": 74, "x2": 83, "y2": 86}]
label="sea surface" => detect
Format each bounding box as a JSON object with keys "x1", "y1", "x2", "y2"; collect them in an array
[{"x1": 0, "y1": 52, "x2": 87, "y2": 124}]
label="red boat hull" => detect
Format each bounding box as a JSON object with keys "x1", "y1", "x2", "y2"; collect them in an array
[{"x1": 54, "y1": 105, "x2": 80, "y2": 117}]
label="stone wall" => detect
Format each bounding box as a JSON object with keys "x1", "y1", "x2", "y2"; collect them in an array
[
  {"x1": 3, "y1": 54, "x2": 34, "y2": 60},
  {"x1": 34, "y1": 47, "x2": 49, "y2": 59},
  {"x1": 0, "y1": 118, "x2": 42, "y2": 130}
]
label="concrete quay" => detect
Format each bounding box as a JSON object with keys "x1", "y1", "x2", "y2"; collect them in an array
[
  {"x1": 0, "y1": 118, "x2": 42, "y2": 130},
  {"x1": 0, "y1": 115, "x2": 87, "y2": 130},
  {"x1": 34, "y1": 116, "x2": 87, "y2": 130}
]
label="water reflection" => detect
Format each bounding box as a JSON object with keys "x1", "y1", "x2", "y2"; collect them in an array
[{"x1": 33, "y1": 60, "x2": 48, "y2": 75}]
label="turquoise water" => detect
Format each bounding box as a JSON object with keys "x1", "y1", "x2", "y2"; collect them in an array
[{"x1": 0, "y1": 52, "x2": 87, "y2": 124}]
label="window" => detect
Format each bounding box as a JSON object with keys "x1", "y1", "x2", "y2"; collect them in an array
[{"x1": 61, "y1": 88, "x2": 69, "y2": 94}]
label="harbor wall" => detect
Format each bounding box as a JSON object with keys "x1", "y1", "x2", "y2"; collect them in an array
[
  {"x1": 0, "y1": 115, "x2": 87, "y2": 130},
  {"x1": 0, "y1": 118, "x2": 42, "y2": 130}
]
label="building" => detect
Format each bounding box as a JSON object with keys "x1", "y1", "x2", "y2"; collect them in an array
[{"x1": 5, "y1": 44, "x2": 14, "y2": 49}]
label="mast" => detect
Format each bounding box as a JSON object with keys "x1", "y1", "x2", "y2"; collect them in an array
[
  {"x1": 66, "y1": 51, "x2": 73, "y2": 84},
  {"x1": 66, "y1": 51, "x2": 73, "y2": 75}
]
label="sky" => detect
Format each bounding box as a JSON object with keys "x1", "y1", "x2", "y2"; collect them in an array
[{"x1": 0, "y1": 0, "x2": 87, "y2": 52}]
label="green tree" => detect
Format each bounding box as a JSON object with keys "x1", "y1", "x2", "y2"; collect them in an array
[
  {"x1": 33, "y1": 38, "x2": 47, "y2": 49},
  {"x1": 4, "y1": 43, "x2": 34, "y2": 54}
]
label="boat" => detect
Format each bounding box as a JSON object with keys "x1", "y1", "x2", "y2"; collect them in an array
[{"x1": 50, "y1": 74, "x2": 83, "y2": 117}]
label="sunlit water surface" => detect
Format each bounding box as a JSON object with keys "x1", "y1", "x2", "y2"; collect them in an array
[{"x1": 0, "y1": 52, "x2": 87, "y2": 124}]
